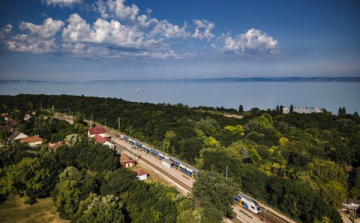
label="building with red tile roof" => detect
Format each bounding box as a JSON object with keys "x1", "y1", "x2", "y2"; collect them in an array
[
  {"x1": 20, "y1": 136, "x2": 43, "y2": 147},
  {"x1": 133, "y1": 168, "x2": 148, "y2": 180},
  {"x1": 48, "y1": 141, "x2": 64, "y2": 152},
  {"x1": 93, "y1": 134, "x2": 115, "y2": 148},
  {"x1": 88, "y1": 126, "x2": 106, "y2": 138}
]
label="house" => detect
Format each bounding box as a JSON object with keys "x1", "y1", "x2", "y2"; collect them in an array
[
  {"x1": 121, "y1": 154, "x2": 136, "y2": 168},
  {"x1": 88, "y1": 126, "x2": 106, "y2": 138},
  {"x1": 162, "y1": 159, "x2": 173, "y2": 169},
  {"x1": 94, "y1": 134, "x2": 115, "y2": 149},
  {"x1": 8, "y1": 131, "x2": 29, "y2": 142},
  {"x1": 48, "y1": 141, "x2": 64, "y2": 152},
  {"x1": 133, "y1": 168, "x2": 148, "y2": 180},
  {"x1": 20, "y1": 136, "x2": 43, "y2": 147}
]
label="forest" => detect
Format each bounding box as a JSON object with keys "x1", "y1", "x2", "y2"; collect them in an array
[
  {"x1": 0, "y1": 104, "x2": 226, "y2": 223},
  {"x1": 1, "y1": 94, "x2": 360, "y2": 223}
]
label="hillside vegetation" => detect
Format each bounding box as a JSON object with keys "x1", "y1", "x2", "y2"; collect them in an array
[{"x1": 1, "y1": 94, "x2": 360, "y2": 222}]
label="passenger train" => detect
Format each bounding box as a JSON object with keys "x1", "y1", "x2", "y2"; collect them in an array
[
  {"x1": 120, "y1": 134, "x2": 198, "y2": 178},
  {"x1": 235, "y1": 193, "x2": 261, "y2": 214}
]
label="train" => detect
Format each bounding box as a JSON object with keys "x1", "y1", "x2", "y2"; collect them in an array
[
  {"x1": 235, "y1": 193, "x2": 261, "y2": 214},
  {"x1": 120, "y1": 134, "x2": 198, "y2": 178}
]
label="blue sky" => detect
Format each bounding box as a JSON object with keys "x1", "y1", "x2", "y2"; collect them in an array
[{"x1": 0, "y1": 0, "x2": 359, "y2": 81}]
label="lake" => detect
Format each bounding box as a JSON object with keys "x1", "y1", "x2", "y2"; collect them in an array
[{"x1": 1, "y1": 81, "x2": 359, "y2": 114}]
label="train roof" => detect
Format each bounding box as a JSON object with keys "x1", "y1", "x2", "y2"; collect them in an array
[
  {"x1": 123, "y1": 134, "x2": 198, "y2": 172},
  {"x1": 238, "y1": 193, "x2": 258, "y2": 203}
]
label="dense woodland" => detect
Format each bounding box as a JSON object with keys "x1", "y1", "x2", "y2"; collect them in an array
[{"x1": 1, "y1": 94, "x2": 360, "y2": 223}]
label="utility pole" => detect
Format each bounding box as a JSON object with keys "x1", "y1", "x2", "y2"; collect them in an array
[
  {"x1": 41, "y1": 103, "x2": 42, "y2": 111},
  {"x1": 226, "y1": 166, "x2": 228, "y2": 179},
  {"x1": 118, "y1": 117, "x2": 120, "y2": 131},
  {"x1": 90, "y1": 113, "x2": 93, "y2": 127},
  {"x1": 130, "y1": 126, "x2": 132, "y2": 136},
  {"x1": 137, "y1": 88, "x2": 141, "y2": 105},
  {"x1": 105, "y1": 118, "x2": 106, "y2": 127},
  {"x1": 163, "y1": 139, "x2": 166, "y2": 153}
]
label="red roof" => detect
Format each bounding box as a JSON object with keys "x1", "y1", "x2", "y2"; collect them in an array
[
  {"x1": 20, "y1": 136, "x2": 43, "y2": 143},
  {"x1": 94, "y1": 134, "x2": 110, "y2": 144},
  {"x1": 134, "y1": 168, "x2": 147, "y2": 176},
  {"x1": 48, "y1": 141, "x2": 64, "y2": 150},
  {"x1": 88, "y1": 126, "x2": 106, "y2": 135}
]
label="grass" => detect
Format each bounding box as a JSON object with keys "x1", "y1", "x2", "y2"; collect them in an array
[
  {"x1": 133, "y1": 162, "x2": 172, "y2": 187},
  {"x1": 0, "y1": 194, "x2": 69, "y2": 223}
]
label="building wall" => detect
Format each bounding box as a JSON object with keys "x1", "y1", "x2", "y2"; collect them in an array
[
  {"x1": 137, "y1": 175, "x2": 147, "y2": 181},
  {"x1": 162, "y1": 160, "x2": 172, "y2": 168},
  {"x1": 29, "y1": 141, "x2": 42, "y2": 147},
  {"x1": 88, "y1": 133, "x2": 106, "y2": 138}
]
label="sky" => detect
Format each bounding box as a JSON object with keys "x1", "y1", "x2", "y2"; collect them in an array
[{"x1": 0, "y1": 0, "x2": 359, "y2": 81}]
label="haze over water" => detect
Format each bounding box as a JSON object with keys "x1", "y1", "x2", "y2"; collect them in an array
[{"x1": 1, "y1": 81, "x2": 359, "y2": 114}]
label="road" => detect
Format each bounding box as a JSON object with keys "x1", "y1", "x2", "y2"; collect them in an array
[{"x1": 53, "y1": 112, "x2": 297, "y2": 223}]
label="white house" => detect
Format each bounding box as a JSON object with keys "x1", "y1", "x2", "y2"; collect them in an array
[
  {"x1": 20, "y1": 136, "x2": 43, "y2": 148},
  {"x1": 103, "y1": 140, "x2": 115, "y2": 149},
  {"x1": 134, "y1": 168, "x2": 148, "y2": 181},
  {"x1": 88, "y1": 126, "x2": 106, "y2": 138},
  {"x1": 94, "y1": 134, "x2": 115, "y2": 149}
]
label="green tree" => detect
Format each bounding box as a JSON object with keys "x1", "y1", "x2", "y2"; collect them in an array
[
  {"x1": 0, "y1": 157, "x2": 49, "y2": 202},
  {"x1": 192, "y1": 170, "x2": 238, "y2": 218},
  {"x1": 238, "y1": 105, "x2": 244, "y2": 113},
  {"x1": 75, "y1": 193, "x2": 125, "y2": 223},
  {"x1": 290, "y1": 104, "x2": 294, "y2": 113}
]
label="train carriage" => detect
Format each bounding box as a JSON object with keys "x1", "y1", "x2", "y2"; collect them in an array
[
  {"x1": 235, "y1": 193, "x2": 261, "y2": 214},
  {"x1": 120, "y1": 133, "x2": 198, "y2": 178}
]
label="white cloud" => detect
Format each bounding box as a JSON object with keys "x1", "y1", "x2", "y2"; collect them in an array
[
  {"x1": 150, "y1": 20, "x2": 189, "y2": 38},
  {"x1": 62, "y1": 13, "x2": 91, "y2": 42},
  {"x1": 220, "y1": 28, "x2": 278, "y2": 54},
  {"x1": 96, "y1": 0, "x2": 139, "y2": 21},
  {"x1": 1, "y1": 18, "x2": 63, "y2": 53},
  {"x1": 19, "y1": 18, "x2": 64, "y2": 38},
  {"x1": 192, "y1": 19, "x2": 215, "y2": 40},
  {"x1": 41, "y1": 0, "x2": 82, "y2": 7}
]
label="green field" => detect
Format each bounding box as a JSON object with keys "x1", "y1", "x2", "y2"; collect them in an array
[{"x1": 0, "y1": 194, "x2": 68, "y2": 223}]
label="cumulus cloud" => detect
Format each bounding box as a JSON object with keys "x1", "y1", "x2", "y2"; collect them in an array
[
  {"x1": 192, "y1": 19, "x2": 215, "y2": 40},
  {"x1": 1, "y1": 18, "x2": 64, "y2": 53},
  {"x1": 96, "y1": 0, "x2": 139, "y2": 21},
  {"x1": 220, "y1": 28, "x2": 278, "y2": 54},
  {"x1": 150, "y1": 20, "x2": 189, "y2": 38},
  {"x1": 41, "y1": 0, "x2": 82, "y2": 7},
  {"x1": 62, "y1": 13, "x2": 91, "y2": 42}
]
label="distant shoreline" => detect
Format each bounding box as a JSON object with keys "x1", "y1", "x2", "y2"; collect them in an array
[{"x1": 1, "y1": 77, "x2": 360, "y2": 84}]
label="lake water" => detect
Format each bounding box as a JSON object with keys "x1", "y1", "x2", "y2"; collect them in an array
[{"x1": 1, "y1": 81, "x2": 359, "y2": 114}]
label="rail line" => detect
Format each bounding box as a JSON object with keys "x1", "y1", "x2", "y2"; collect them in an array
[
  {"x1": 115, "y1": 143, "x2": 193, "y2": 192},
  {"x1": 258, "y1": 205, "x2": 291, "y2": 223}
]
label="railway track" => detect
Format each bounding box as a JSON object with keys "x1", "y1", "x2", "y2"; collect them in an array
[
  {"x1": 258, "y1": 205, "x2": 291, "y2": 223},
  {"x1": 116, "y1": 143, "x2": 193, "y2": 192}
]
